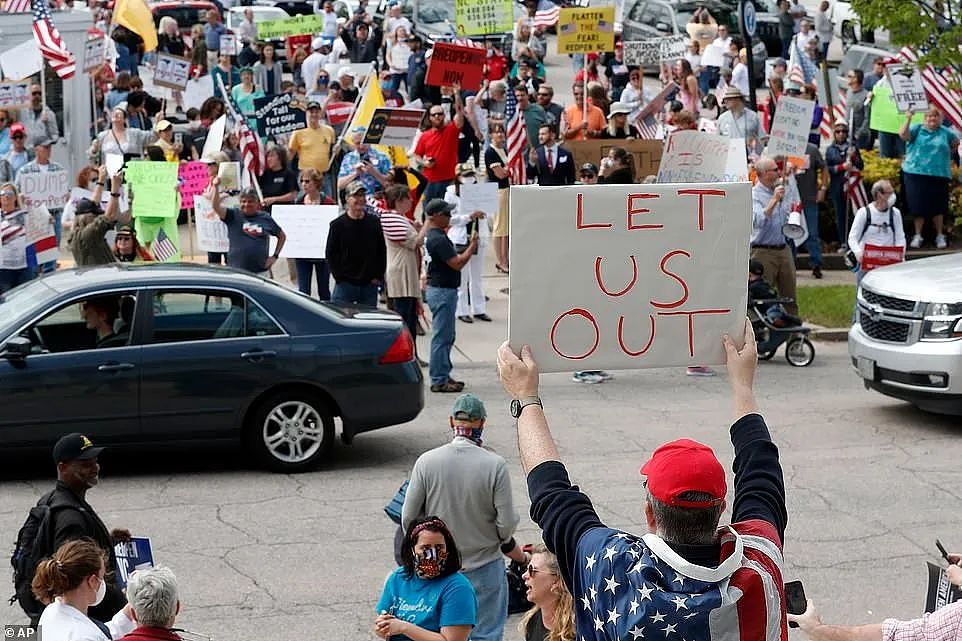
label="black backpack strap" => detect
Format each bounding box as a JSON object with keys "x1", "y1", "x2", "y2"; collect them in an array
[
  {"x1": 858, "y1": 204, "x2": 873, "y2": 242},
  {"x1": 889, "y1": 208, "x2": 896, "y2": 243}
]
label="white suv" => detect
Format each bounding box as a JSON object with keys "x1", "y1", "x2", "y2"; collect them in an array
[{"x1": 848, "y1": 253, "x2": 962, "y2": 416}]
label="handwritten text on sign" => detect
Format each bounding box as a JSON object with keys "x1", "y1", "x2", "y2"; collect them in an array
[
  {"x1": 18, "y1": 170, "x2": 69, "y2": 210},
  {"x1": 766, "y1": 95, "x2": 815, "y2": 158},
  {"x1": 508, "y1": 183, "x2": 750, "y2": 372}
]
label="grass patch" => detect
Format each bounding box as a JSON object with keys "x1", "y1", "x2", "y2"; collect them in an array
[{"x1": 796, "y1": 285, "x2": 857, "y2": 328}]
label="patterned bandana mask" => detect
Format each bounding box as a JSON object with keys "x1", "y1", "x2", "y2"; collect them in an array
[
  {"x1": 414, "y1": 547, "x2": 448, "y2": 579},
  {"x1": 452, "y1": 425, "x2": 483, "y2": 446}
]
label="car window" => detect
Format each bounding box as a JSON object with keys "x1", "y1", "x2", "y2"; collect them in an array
[
  {"x1": 627, "y1": 0, "x2": 648, "y2": 22},
  {"x1": 148, "y1": 291, "x2": 282, "y2": 344},
  {"x1": 26, "y1": 293, "x2": 138, "y2": 354},
  {"x1": 153, "y1": 7, "x2": 209, "y2": 31}
]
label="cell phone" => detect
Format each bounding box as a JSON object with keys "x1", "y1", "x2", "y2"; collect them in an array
[
  {"x1": 784, "y1": 581, "x2": 806, "y2": 628},
  {"x1": 174, "y1": 132, "x2": 183, "y2": 145},
  {"x1": 937, "y1": 539, "x2": 950, "y2": 562}
]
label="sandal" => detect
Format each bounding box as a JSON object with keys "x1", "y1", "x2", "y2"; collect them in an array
[{"x1": 431, "y1": 381, "x2": 463, "y2": 393}]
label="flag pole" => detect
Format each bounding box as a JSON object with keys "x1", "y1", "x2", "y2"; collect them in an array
[{"x1": 582, "y1": 54, "x2": 587, "y2": 140}]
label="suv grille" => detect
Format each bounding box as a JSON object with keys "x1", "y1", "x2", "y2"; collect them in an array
[
  {"x1": 862, "y1": 288, "x2": 916, "y2": 312},
  {"x1": 860, "y1": 316, "x2": 910, "y2": 343}
]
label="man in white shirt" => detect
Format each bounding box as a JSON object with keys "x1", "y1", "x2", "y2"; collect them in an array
[
  {"x1": 300, "y1": 38, "x2": 328, "y2": 98},
  {"x1": 712, "y1": 24, "x2": 733, "y2": 68},
  {"x1": 796, "y1": 19, "x2": 817, "y2": 52},
  {"x1": 321, "y1": 0, "x2": 338, "y2": 37},
  {"x1": 236, "y1": 8, "x2": 256, "y2": 44},
  {"x1": 384, "y1": 2, "x2": 412, "y2": 46}
]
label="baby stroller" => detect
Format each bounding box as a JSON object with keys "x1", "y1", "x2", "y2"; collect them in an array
[{"x1": 748, "y1": 261, "x2": 815, "y2": 367}]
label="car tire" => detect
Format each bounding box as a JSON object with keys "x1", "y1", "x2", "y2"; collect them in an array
[{"x1": 245, "y1": 389, "x2": 334, "y2": 473}]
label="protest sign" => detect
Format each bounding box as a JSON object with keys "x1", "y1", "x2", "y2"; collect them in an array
[
  {"x1": 766, "y1": 95, "x2": 815, "y2": 158},
  {"x1": 363, "y1": 108, "x2": 425, "y2": 147},
  {"x1": 194, "y1": 195, "x2": 230, "y2": 253},
  {"x1": 557, "y1": 7, "x2": 616, "y2": 54},
  {"x1": 202, "y1": 115, "x2": 227, "y2": 161},
  {"x1": 19, "y1": 171, "x2": 69, "y2": 210},
  {"x1": 660, "y1": 35, "x2": 687, "y2": 62},
  {"x1": 26, "y1": 207, "x2": 59, "y2": 264},
  {"x1": 455, "y1": 0, "x2": 514, "y2": 36},
  {"x1": 83, "y1": 37, "x2": 107, "y2": 73},
  {"x1": 860, "y1": 244, "x2": 904, "y2": 271},
  {"x1": 218, "y1": 162, "x2": 241, "y2": 191},
  {"x1": 220, "y1": 34, "x2": 238, "y2": 55},
  {"x1": 125, "y1": 161, "x2": 179, "y2": 218},
  {"x1": 269, "y1": 205, "x2": 340, "y2": 258},
  {"x1": 178, "y1": 161, "x2": 209, "y2": 210},
  {"x1": 925, "y1": 562, "x2": 962, "y2": 613},
  {"x1": 136, "y1": 65, "x2": 173, "y2": 101},
  {"x1": 623, "y1": 36, "x2": 686, "y2": 66},
  {"x1": 885, "y1": 63, "x2": 929, "y2": 113},
  {"x1": 183, "y1": 75, "x2": 213, "y2": 112},
  {"x1": 0, "y1": 39, "x2": 43, "y2": 81},
  {"x1": 258, "y1": 14, "x2": 324, "y2": 39},
  {"x1": 425, "y1": 43, "x2": 487, "y2": 91},
  {"x1": 701, "y1": 43, "x2": 725, "y2": 68},
  {"x1": 114, "y1": 537, "x2": 154, "y2": 589},
  {"x1": 0, "y1": 81, "x2": 31, "y2": 110},
  {"x1": 458, "y1": 182, "x2": 499, "y2": 219},
  {"x1": 508, "y1": 183, "x2": 750, "y2": 372},
  {"x1": 253, "y1": 93, "x2": 307, "y2": 138},
  {"x1": 154, "y1": 54, "x2": 191, "y2": 91},
  {"x1": 657, "y1": 130, "x2": 749, "y2": 183},
  {"x1": 286, "y1": 34, "x2": 312, "y2": 62},
  {"x1": 567, "y1": 139, "x2": 663, "y2": 181}
]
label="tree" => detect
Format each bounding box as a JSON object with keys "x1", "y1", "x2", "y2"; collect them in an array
[{"x1": 851, "y1": 0, "x2": 962, "y2": 72}]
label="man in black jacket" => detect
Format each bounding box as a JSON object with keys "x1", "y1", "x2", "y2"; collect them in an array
[
  {"x1": 340, "y1": 19, "x2": 381, "y2": 64},
  {"x1": 326, "y1": 181, "x2": 386, "y2": 306},
  {"x1": 527, "y1": 124, "x2": 576, "y2": 186},
  {"x1": 22, "y1": 434, "x2": 128, "y2": 623}
]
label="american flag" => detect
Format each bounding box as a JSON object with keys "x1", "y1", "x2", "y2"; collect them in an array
[
  {"x1": 216, "y1": 75, "x2": 264, "y2": 183},
  {"x1": 847, "y1": 168, "x2": 869, "y2": 212},
  {"x1": 31, "y1": 0, "x2": 76, "y2": 79},
  {"x1": 2, "y1": 0, "x2": 30, "y2": 13},
  {"x1": 820, "y1": 87, "x2": 846, "y2": 139},
  {"x1": 504, "y1": 86, "x2": 527, "y2": 184},
  {"x1": 897, "y1": 47, "x2": 962, "y2": 130},
  {"x1": 150, "y1": 228, "x2": 178, "y2": 262},
  {"x1": 636, "y1": 119, "x2": 661, "y2": 140},
  {"x1": 574, "y1": 522, "x2": 788, "y2": 641},
  {"x1": 532, "y1": 0, "x2": 560, "y2": 28},
  {"x1": 785, "y1": 36, "x2": 806, "y2": 90}
]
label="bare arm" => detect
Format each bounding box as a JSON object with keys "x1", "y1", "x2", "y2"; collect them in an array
[
  {"x1": 375, "y1": 617, "x2": 470, "y2": 641},
  {"x1": 788, "y1": 600, "x2": 883, "y2": 641},
  {"x1": 452, "y1": 83, "x2": 465, "y2": 130},
  {"x1": 444, "y1": 234, "x2": 478, "y2": 271},
  {"x1": 91, "y1": 166, "x2": 108, "y2": 204},
  {"x1": 899, "y1": 111, "x2": 913, "y2": 141},
  {"x1": 104, "y1": 173, "x2": 123, "y2": 222},
  {"x1": 208, "y1": 178, "x2": 226, "y2": 219}
]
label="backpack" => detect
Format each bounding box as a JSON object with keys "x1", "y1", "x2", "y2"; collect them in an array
[
  {"x1": 858, "y1": 204, "x2": 896, "y2": 243},
  {"x1": 8, "y1": 492, "x2": 82, "y2": 620}
]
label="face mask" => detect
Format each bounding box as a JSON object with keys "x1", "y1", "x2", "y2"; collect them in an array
[
  {"x1": 886, "y1": 193, "x2": 896, "y2": 209},
  {"x1": 91, "y1": 575, "x2": 106, "y2": 606},
  {"x1": 414, "y1": 547, "x2": 447, "y2": 579},
  {"x1": 460, "y1": 176, "x2": 477, "y2": 185}
]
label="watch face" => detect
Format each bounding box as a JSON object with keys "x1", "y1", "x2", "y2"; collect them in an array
[{"x1": 510, "y1": 399, "x2": 521, "y2": 418}]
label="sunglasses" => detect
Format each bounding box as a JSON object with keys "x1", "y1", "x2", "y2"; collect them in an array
[
  {"x1": 0, "y1": 190, "x2": 15, "y2": 197},
  {"x1": 299, "y1": 179, "x2": 314, "y2": 183},
  {"x1": 31, "y1": 91, "x2": 41, "y2": 96},
  {"x1": 429, "y1": 112, "x2": 444, "y2": 117},
  {"x1": 527, "y1": 566, "x2": 557, "y2": 577}
]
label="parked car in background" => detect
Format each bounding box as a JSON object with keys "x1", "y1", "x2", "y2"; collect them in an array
[
  {"x1": 150, "y1": 0, "x2": 220, "y2": 37},
  {"x1": 225, "y1": 5, "x2": 291, "y2": 65},
  {"x1": 0, "y1": 265, "x2": 423, "y2": 472},
  {"x1": 836, "y1": 42, "x2": 893, "y2": 85},
  {"x1": 849, "y1": 254, "x2": 962, "y2": 416}
]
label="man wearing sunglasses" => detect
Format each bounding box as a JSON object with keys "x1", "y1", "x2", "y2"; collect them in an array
[
  {"x1": 414, "y1": 83, "x2": 464, "y2": 202},
  {"x1": 17, "y1": 84, "x2": 59, "y2": 147},
  {"x1": 5, "y1": 123, "x2": 32, "y2": 178}
]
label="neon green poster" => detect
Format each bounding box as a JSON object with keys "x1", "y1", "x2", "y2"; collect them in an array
[{"x1": 455, "y1": 0, "x2": 514, "y2": 36}]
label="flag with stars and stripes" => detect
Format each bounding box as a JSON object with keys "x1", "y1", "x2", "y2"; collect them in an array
[
  {"x1": 897, "y1": 47, "x2": 962, "y2": 130},
  {"x1": 573, "y1": 521, "x2": 788, "y2": 641},
  {"x1": 532, "y1": 0, "x2": 561, "y2": 28},
  {"x1": 31, "y1": 0, "x2": 76, "y2": 79},
  {"x1": 504, "y1": 85, "x2": 527, "y2": 185},
  {"x1": 150, "y1": 228, "x2": 177, "y2": 262}
]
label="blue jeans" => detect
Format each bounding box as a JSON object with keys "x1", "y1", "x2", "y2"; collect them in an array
[
  {"x1": 425, "y1": 285, "x2": 457, "y2": 386},
  {"x1": 463, "y1": 558, "x2": 508, "y2": 641},
  {"x1": 803, "y1": 202, "x2": 822, "y2": 267},
  {"x1": 424, "y1": 180, "x2": 451, "y2": 203},
  {"x1": 332, "y1": 282, "x2": 378, "y2": 306},
  {"x1": 295, "y1": 259, "x2": 330, "y2": 300}
]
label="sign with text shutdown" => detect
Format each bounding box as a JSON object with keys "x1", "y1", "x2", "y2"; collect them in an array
[{"x1": 508, "y1": 183, "x2": 750, "y2": 372}]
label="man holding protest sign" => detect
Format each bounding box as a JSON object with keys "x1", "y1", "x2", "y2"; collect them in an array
[
  {"x1": 414, "y1": 87, "x2": 464, "y2": 202},
  {"x1": 752, "y1": 156, "x2": 798, "y2": 316},
  {"x1": 16, "y1": 139, "x2": 67, "y2": 272}
]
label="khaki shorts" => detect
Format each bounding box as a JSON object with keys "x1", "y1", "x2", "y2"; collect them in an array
[{"x1": 492, "y1": 188, "x2": 510, "y2": 238}]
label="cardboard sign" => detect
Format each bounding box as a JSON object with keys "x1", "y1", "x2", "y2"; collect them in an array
[
  {"x1": 657, "y1": 130, "x2": 749, "y2": 184},
  {"x1": 220, "y1": 34, "x2": 238, "y2": 55},
  {"x1": 268, "y1": 205, "x2": 340, "y2": 258},
  {"x1": 25, "y1": 207, "x2": 59, "y2": 264},
  {"x1": 253, "y1": 93, "x2": 307, "y2": 138},
  {"x1": 885, "y1": 63, "x2": 929, "y2": 113},
  {"x1": 623, "y1": 36, "x2": 687, "y2": 66},
  {"x1": 18, "y1": 171, "x2": 69, "y2": 211},
  {"x1": 765, "y1": 95, "x2": 815, "y2": 158},
  {"x1": 217, "y1": 162, "x2": 241, "y2": 192},
  {"x1": 0, "y1": 81, "x2": 32, "y2": 110},
  {"x1": 860, "y1": 244, "x2": 904, "y2": 271},
  {"x1": 258, "y1": 14, "x2": 324, "y2": 39},
  {"x1": 557, "y1": 6, "x2": 616, "y2": 54},
  {"x1": 193, "y1": 195, "x2": 230, "y2": 253},
  {"x1": 154, "y1": 54, "x2": 191, "y2": 91},
  {"x1": 0, "y1": 39, "x2": 43, "y2": 81},
  {"x1": 425, "y1": 43, "x2": 486, "y2": 91},
  {"x1": 125, "y1": 161, "x2": 180, "y2": 218},
  {"x1": 114, "y1": 537, "x2": 154, "y2": 589},
  {"x1": 567, "y1": 139, "x2": 663, "y2": 182},
  {"x1": 455, "y1": 0, "x2": 514, "y2": 36},
  {"x1": 661, "y1": 35, "x2": 688, "y2": 62},
  {"x1": 925, "y1": 562, "x2": 962, "y2": 613},
  {"x1": 83, "y1": 37, "x2": 107, "y2": 73},
  {"x1": 508, "y1": 183, "x2": 751, "y2": 372},
  {"x1": 458, "y1": 182, "x2": 499, "y2": 218},
  {"x1": 363, "y1": 108, "x2": 425, "y2": 147},
  {"x1": 178, "y1": 161, "x2": 209, "y2": 210}
]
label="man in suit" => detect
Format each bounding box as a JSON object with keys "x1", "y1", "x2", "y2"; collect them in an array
[{"x1": 527, "y1": 124, "x2": 576, "y2": 186}]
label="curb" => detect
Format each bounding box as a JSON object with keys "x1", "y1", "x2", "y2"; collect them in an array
[{"x1": 811, "y1": 327, "x2": 849, "y2": 342}]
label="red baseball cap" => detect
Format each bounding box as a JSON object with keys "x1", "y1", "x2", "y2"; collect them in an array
[{"x1": 640, "y1": 439, "x2": 726, "y2": 508}]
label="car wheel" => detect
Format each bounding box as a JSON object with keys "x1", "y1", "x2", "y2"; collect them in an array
[
  {"x1": 246, "y1": 389, "x2": 334, "y2": 472},
  {"x1": 785, "y1": 337, "x2": 815, "y2": 367}
]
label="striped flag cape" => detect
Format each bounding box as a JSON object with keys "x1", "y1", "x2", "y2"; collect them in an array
[
  {"x1": 504, "y1": 85, "x2": 527, "y2": 185},
  {"x1": 216, "y1": 75, "x2": 264, "y2": 185},
  {"x1": 31, "y1": 0, "x2": 76, "y2": 79},
  {"x1": 150, "y1": 228, "x2": 177, "y2": 262},
  {"x1": 897, "y1": 47, "x2": 962, "y2": 130},
  {"x1": 2, "y1": 0, "x2": 30, "y2": 13},
  {"x1": 532, "y1": 0, "x2": 561, "y2": 28},
  {"x1": 847, "y1": 168, "x2": 869, "y2": 213}
]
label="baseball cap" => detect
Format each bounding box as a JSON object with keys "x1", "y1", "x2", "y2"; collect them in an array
[
  {"x1": 10, "y1": 123, "x2": 25, "y2": 136},
  {"x1": 153, "y1": 119, "x2": 173, "y2": 132},
  {"x1": 451, "y1": 393, "x2": 486, "y2": 421},
  {"x1": 424, "y1": 198, "x2": 455, "y2": 217},
  {"x1": 74, "y1": 198, "x2": 102, "y2": 216},
  {"x1": 345, "y1": 180, "x2": 367, "y2": 195},
  {"x1": 115, "y1": 223, "x2": 135, "y2": 237},
  {"x1": 311, "y1": 36, "x2": 325, "y2": 50},
  {"x1": 579, "y1": 162, "x2": 598, "y2": 175},
  {"x1": 34, "y1": 138, "x2": 53, "y2": 147},
  {"x1": 338, "y1": 66, "x2": 356, "y2": 80},
  {"x1": 53, "y1": 433, "x2": 104, "y2": 463},
  {"x1": 456, "y1": 162, "x2": 476, "y2": 176},
  {"x1": 640, "y1": 438, "x2": 726, "y2": 508},
  {"x1": 307, "y1": 101, "x2": 322, "y2": 110}
]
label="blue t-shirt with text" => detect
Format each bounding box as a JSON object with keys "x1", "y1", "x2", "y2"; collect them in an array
[{"x1": 375, "y1": 568, "x2": 476, "y2": 640}]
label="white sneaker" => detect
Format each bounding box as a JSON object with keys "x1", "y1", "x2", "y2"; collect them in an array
[
  {"x1": 910, "y1": 234, "x2": 923, "y2": 249},
  {"x1": 935, "y1": 234, "x2": 948, "y2": 249},
  {"x1": 686, "y1": 366, "x2": 716, "y2": 377}
]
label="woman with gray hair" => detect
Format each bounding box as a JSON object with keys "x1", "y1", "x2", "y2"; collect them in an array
[{"x1": 124, "y1": 566, "x2": 181, "y2": 638}]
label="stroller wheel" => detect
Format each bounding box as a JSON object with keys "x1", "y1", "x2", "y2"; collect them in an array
[
  {"x1": 758, "y1": 349, "x2": 777, "y2": 361},
  {"x1": 785, "y1": 337, "x2": 815, "y2": 367}
]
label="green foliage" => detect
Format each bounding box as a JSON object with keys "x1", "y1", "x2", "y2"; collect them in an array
[
  {"x1": 797, "y1": 285, "x2": 856, "y2": 328},
  {"x1": 850, "y1": 0, "x2": 962, "y2": 70}
]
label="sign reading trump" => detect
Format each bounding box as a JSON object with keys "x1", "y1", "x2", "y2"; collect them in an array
[{"x1": 508, "y1": 183, "x2": 750, "y2": 372}]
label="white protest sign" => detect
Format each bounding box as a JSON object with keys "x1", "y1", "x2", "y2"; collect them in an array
[
  {"x1": 508, "y1": 183, "x2": 750, "y2": 372},
  {"x1": 193, "y1": 195, "x2": 230, "y2": 253},
  {"x1": 25, "y1": 206, "x2": 59, "y2": 263},
  {"x1": 154, "y1": 54, "x2": 191, "y2": 91},
  {"x1": 220, "y1": 34, "x2": 238, "y2": 55},
  {"x1": 700, "y1": 43, "x2": 724, "y2": 68},
  {"x1": 217, "y1": 162, "x2": 241, "y2": 191},
  {"x1": 18, "y1": 170, "x2": 70, "y2": 211},
  {"x1": 268, "y1": 205, "x2": 340, "y2": 259},
  {"x1": 83, "y1": 37, "x2": 107, "y2": 73},
  {"x1": 885, "y1": 63, "x2": 928, "y2": 113},
  {"x1": 136, "y1": 65, "x2": 173, "y2": 100},
  {"x1": 202, "y1": 115, "x2": 227, "y2": 161},
  {"x1": 457, "y1": 182, "x2": 499, "y2": 218},
  {"x1": 657, "y1": 130, "x2": 749, "y2": 183},
  {"x1": 0, "y1": 40, "x2": 43, "y2": 81},
  {"x1": 183, "y1": 75, "x2": 214, "y2": 112},
  {"x1": 106, "y1": 153, "x2": 125, "y2": 178},
  {"x1": 623, "y1": 40, "x2": 662, "y2": 66},
  {"x1": 765, "y1": 95, "x2": 815, "y2": 158},
  {"x1": 659, "y1": 35, "x2": 687, "y2": 62},
  {"x1": 0, "y1": 81, "x2": 31, "y2": 110}
]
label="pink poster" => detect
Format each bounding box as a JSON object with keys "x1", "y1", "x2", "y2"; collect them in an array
[{"x1": 179, "y1": 161, "x2": 209, "y2": 210}]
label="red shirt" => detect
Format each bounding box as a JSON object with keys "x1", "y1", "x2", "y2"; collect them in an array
[
  {"x1": 415, "y1": 120, "x2": 461, "y2": 183},
  {"x1": 485, "y1": 53, "x2": 508, "y2": 81}
]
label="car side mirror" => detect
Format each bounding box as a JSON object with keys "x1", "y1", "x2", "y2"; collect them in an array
[{"x1": 0, "y1": 336, "x2": 31, "y2": 360}]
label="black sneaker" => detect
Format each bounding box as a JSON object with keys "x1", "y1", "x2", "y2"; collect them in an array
[
  {"x1": 474, "y1": 313, "x2": 492, "y2": 322},
  {"x1": 812, "y1": 266, "x2": 822, "y2": 279},
  {"x1": 458, "y1": 315, "x2": 474, "y2": 323}
]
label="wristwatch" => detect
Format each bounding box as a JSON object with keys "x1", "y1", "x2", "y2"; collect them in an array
[{"x1": 510, "y1": 395, "x2": 542, "y2": 419}]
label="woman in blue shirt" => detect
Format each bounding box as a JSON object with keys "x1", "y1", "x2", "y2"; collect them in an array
[
  {"x1": 900, "y1": 106, "x2": 960, "y2": 250},
  {"x1": 375, "y1": 517, "x2": 477, "y2": 641}
]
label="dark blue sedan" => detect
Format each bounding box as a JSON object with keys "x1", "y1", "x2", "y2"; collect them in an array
[{"x1": 0, "y1": 264, "x2": 423, "y2": 472}]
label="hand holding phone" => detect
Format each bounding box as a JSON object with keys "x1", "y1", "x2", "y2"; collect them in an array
[{"x1": 784, "y1": 580, "x2": 806, "y2": 628}]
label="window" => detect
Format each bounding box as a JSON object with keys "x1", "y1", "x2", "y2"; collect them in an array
[
  {"x1": 148, "y1": 291, "x2": 282, "y2": 344},
  {"x1": 26, "y1": 293, "x2": 137, "y2": 354}
]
